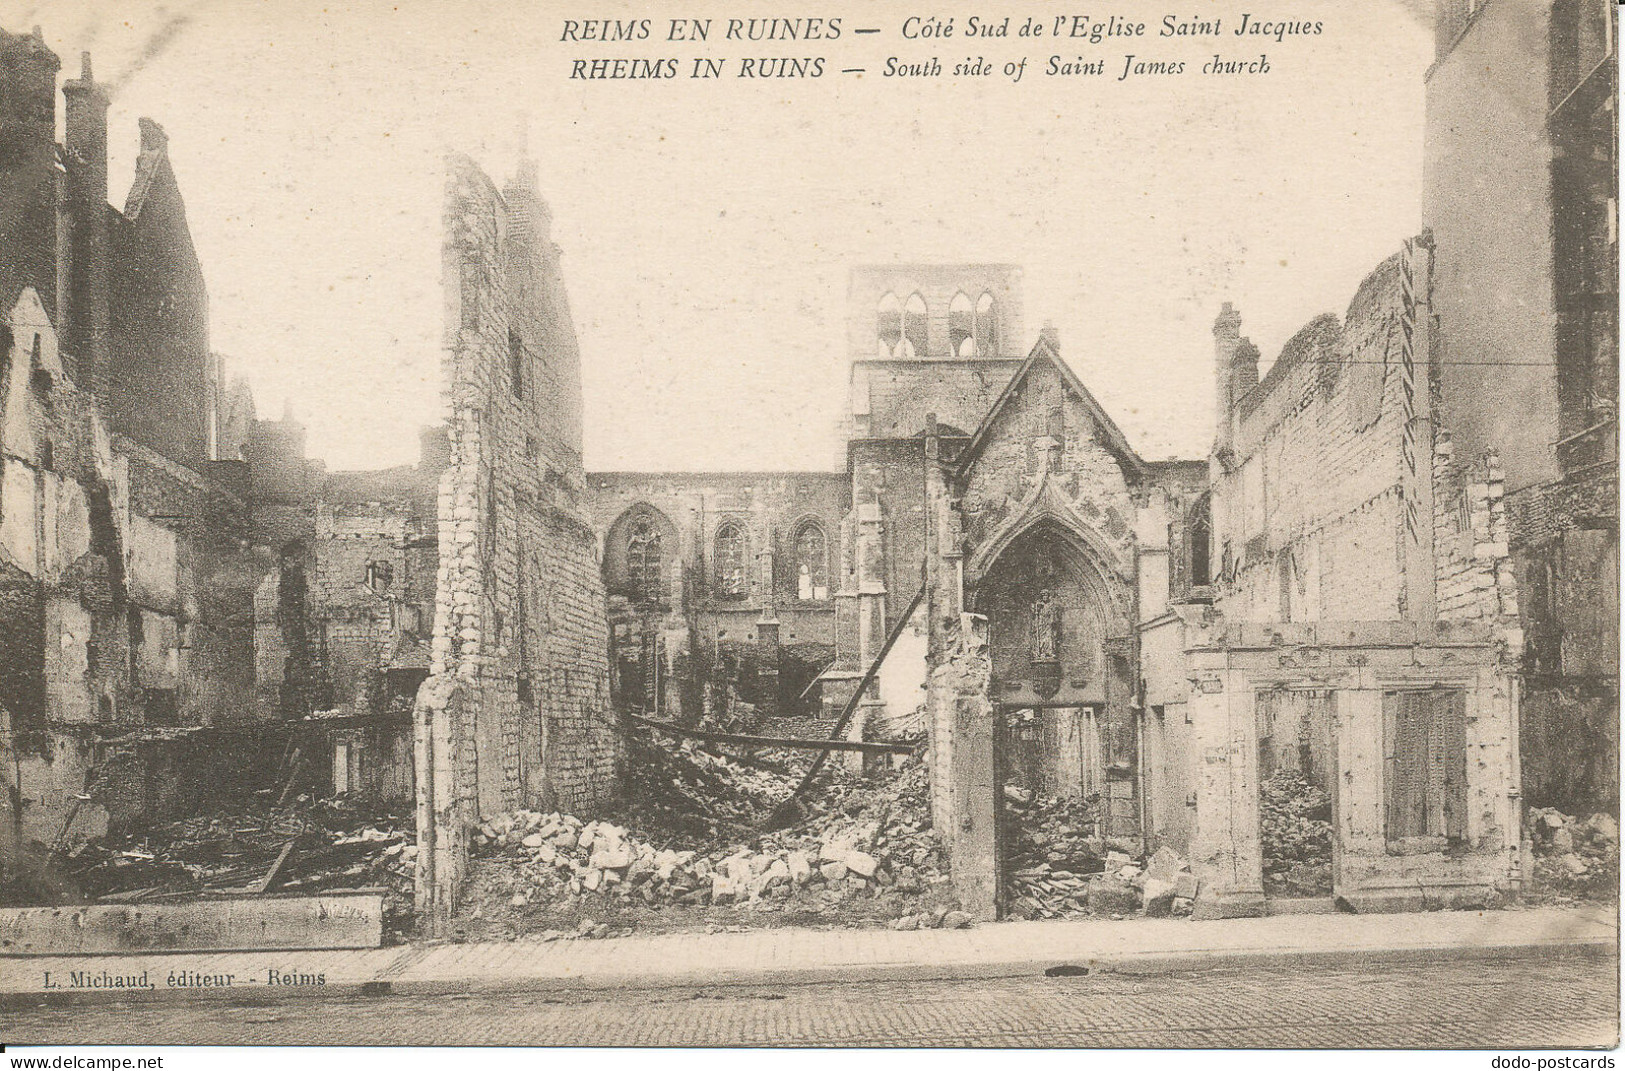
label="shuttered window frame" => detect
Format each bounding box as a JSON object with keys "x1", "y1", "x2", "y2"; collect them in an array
[{"x1": 1381, "y1": 687, "x2": 1470, "y2": 855}]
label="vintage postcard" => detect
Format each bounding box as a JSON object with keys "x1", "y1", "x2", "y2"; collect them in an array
[{"x1": 0, "y1": 0, "x2": 1617, "y2": 1057}]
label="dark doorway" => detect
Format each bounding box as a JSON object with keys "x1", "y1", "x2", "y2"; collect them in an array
[{"x1": 1256, "y1": 689, "x2": 1338, "y2": 898}]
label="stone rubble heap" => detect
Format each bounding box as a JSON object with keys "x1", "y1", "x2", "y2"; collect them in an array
[
  {"x1": 1527, "y1": 807, "x2": 1619, "y2": 903},
  {"x1": 469, "y1": 758, "x2": 952, "y2": 930},
  {"x1": 1000, "y1": 788, "x2": 1199, "y2": 918},
  {"x1": 1258, "y1": 769, "x2": 1334, "y2": 897},
  {"x1": 616, "y1": 728, "x2": 800, "y2": 837}
]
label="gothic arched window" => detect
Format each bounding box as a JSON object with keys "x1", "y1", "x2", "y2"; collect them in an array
[
  {"x1": 877, "y1": 293, "x2": 902, "y2": 358},
  {"x1": 794, "y1": 522, "x2": 829, "y2": 600},
  {"x1": 975, "y1": 292, "x2": 998, "y2": 356},
  {"x1": 715, "y1": 522, "x2": 747, "y2": 600},
  {"x1": 627, "y1": 520, "x2": 664, "y2": 605},
  {"x1": 949, "y1": 292, "x2": 975, "y2": 356},
  {"x1": 902, "y1": 293, "x2": 928, "y2": 358}
]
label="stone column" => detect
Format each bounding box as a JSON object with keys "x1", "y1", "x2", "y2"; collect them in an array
[
  {"x1": 755, "y1": 613, "x2": 780, "y2": 717},
  {"x1": 1187, "y1": 658, "x2": 1266, "y2": 919},
  {"x1": 847, "y1": 500, "x2": 888, "y2": 771}
]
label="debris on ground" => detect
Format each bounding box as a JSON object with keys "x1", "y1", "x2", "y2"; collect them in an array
[
  {"x1": 54, "y1": 797, "x2": 417, "y2": 938},
  {"x1": 615, "y1": 728, "x2": 803, "y2": 839},
  {"x1": 997, "y1": 787, "x2": 1198, "y2": 919},
  {"x1": 1000, "y1": 789, "x2": 1105, "y2": 917},
  {"x1": 1259, "y1": 769, "x2": 1333, "y2": 897},
  {"x1": 1525, "y1": 807, "x2": 1619, "y2": 904},
  {"x1": 455, "y1": 747, "x2": 958, "y2": 941}
]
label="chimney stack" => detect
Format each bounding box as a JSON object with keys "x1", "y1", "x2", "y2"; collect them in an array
[
  {"x1": 62, "y1": 50, "x2": 110, "y2": 395},
  {"x1": 1038, "y1": 320, "x2": 1060, "y2": 351},
  {"x1": 1212, "y1": 302, "x2": 1243, "y2": 455},
  {"x1": 0, "y1": 27, "x2": 62, "y2": 321}
]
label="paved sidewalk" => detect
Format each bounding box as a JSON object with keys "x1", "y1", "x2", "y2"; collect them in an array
[{"x1": 2, "y1": 905, "x2": 1615, "y2": 1005}]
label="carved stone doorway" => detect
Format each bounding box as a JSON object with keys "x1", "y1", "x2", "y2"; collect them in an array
[{"x1": 964, "y1": 522, "x2": 1128, "y2": 917}]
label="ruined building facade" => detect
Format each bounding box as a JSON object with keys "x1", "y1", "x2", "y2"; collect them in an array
[
  {"x1": 0, "y1": 34, "x2": 615, "y2": 900},
  {"x1": 1425, "y1": 0, "x2": 1619, "y2": 814},
  {"x1": 1, "y1": 35, "x2": 286, "y2": 851},
  {"x1": 414, "y1": 155, "x2": 616, "y2": 927}
]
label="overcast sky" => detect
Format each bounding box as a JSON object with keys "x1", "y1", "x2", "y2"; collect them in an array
[{"x1": 7, "y1": 0, "x2": 1432, "y2": 472}]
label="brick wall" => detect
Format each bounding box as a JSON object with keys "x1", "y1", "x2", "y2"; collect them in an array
[
  {"x1": 416, "y1": 154, "x2": 616, "y2": 927},
  {"x1": 1216, "y1": 255, "x2": 1419, "y2": 624}
]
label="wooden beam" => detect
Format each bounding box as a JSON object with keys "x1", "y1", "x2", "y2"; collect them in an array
[{"x1": 624, "y1": 712, "x2": 917, "y2": 755}]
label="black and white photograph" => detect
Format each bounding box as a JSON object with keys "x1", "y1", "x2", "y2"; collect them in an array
[{"x1": 0, "y1": 0, "x2": 1618, "y2": 1056}]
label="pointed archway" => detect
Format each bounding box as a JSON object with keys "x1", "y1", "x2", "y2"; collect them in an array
[{"x1": 944, "y1": 514, "x2": 1139, "y2": 918}]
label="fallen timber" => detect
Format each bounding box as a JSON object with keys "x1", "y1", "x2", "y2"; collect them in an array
[
  {"x1": 765, "y1": 583, "x2": 928, "y2": 830},
  {"x1": 622, "y1": 711, "x2": 918, "y2": 756}
]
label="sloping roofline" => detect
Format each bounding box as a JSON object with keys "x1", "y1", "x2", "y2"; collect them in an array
[{"x1": 953, "y1": 334, "x2": 1149, "y2": 483}]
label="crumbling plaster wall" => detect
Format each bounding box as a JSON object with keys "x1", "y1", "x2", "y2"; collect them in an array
[
  {"x1": 1218, "y1": 260, "x2": 1414, "y2": 623},
  {"x1": 1, "y1": 290, "x2": 290, "y2": 847}
]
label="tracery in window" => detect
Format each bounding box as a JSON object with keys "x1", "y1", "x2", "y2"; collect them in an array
[
  {"x1": 715, "y1": 522, "x2": 747, "y2": 599},
  {"x1": 794, "y1": 521, "x2": 829, "y2": 600},
  {"x1": 627, "y1": 520, "x2": 664, "y2": 604}
]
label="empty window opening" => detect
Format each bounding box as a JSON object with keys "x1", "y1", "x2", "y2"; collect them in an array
[
  {"x1": 1189, "y1": 496, "x2": 1212, "y2": 587},
  {"x1": 902, "y1": 293, "x2": 928, "y2": 358},
  {"x1": 877, "y1": 293, "x2": 902, "y2": 357},
  {"x1": 509, "y1": 328, "x2": 525, "y2": 398},
  {"x1": 794, "y1": 521, "x2": 829, "y2": 600},
  {"x1": 949, "y1": 291, "x2": 975, "y2": 356},
  {"x1": 715, "y1": 522, "x2": 747, "y2": 599},
  {"x1": 366, "y1": 560, "x2": 394, "y2": 593},
  {"x1": 975, "y1": 292, "x2": 999, "y2": 356}
]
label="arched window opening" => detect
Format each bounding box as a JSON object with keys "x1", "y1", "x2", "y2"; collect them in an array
[
  {"x1": 902, "y1": 293, "x2": 928, "y2": 358},
  {"x1": 627, "y1": 520, "x2": 664, "y2": 605},
  {"x1": 1189, "y1": 498, "x2": 1212, "y2": 588},
  {"x1": 975, "y1": 292, "x2": 998, "y2": 356},
  {"x1": 877, "y1": 293, "x2": 902, "y2": 358},
  {"x1": 29, "y1": 334, "x2": 49, "y2": 395},
  {"x1": 715, "y1": 522, "x2": 747, "y2": 600},
  {"x1": 794, "y1": 522, "x2": 829, "y2": 600},
  {"x1": 949, "y1": 292, "x2": 975, "y2": 356}
]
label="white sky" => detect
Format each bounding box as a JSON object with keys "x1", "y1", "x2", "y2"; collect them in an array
[{"x1": 6, "y1": 0, "x2": 1432, "y2": 472}]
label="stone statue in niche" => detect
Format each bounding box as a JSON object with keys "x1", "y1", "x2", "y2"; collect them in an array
[{"x1": 1031, "y1": 587, "x2": 1061, "y2": 664}]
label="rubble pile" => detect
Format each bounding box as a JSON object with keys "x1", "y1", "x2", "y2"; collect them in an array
[
  {"x1": 1000, "y1": 788, "x2": 1106, "y2": 917},
  {"x1": 997, "y1": 787, "x2": 1200, "y2": 918},
  {"x1": 61, "y1": 797, "x2": 416, "y2": 929},
  {"x1": 1526, "y1": 807, "x2": 1619, "y2": 904},
  {"x1": 1259, "y1": 769, "x2": 1333, "y2": 897},
  {"x1": 617, "y1": 727, "x2": 799, "y2": 837},
  {"x1": 462, "y1": 758, "x2": 954, "y2": 937}
]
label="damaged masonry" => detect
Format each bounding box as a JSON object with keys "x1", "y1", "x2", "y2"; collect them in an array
[{"x1": 0, "y1": 0, "x2": 1616, "y2": 955}]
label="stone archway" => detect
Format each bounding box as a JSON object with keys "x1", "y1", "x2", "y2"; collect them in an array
[{"x1": 945, "y1": 517, "x2": 1137, "y2": 918}]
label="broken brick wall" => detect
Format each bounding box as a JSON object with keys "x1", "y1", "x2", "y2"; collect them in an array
[
  {"x1": 308, "y1": 478, "x2": 438, "y2": 717},
  {"x1": 1, "y1": 291, "x2": 297, "y2": 850},
  {"x1": 1505, "y1": 466, "x2": 1620, "y2": 813},
  {"x1": 416, "y1": 155, "x2": 616, "y2": 928}
]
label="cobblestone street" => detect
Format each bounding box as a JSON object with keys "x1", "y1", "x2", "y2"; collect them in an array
[{"x1": 7, "y1": 949, "x2": 1616, "y2": 1048}]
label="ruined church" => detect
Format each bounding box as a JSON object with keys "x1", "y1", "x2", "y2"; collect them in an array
[{"x1": 2, "y1": 0, "x2": 1614, "y2": 931}]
